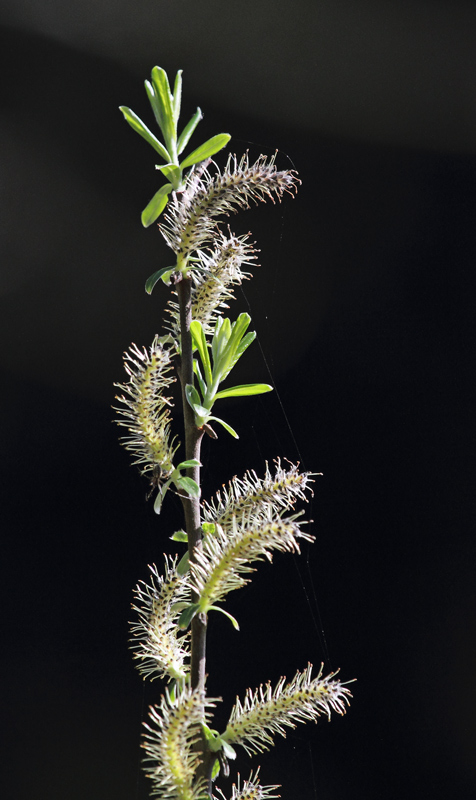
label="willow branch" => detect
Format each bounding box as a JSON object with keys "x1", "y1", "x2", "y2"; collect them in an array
[{"x1": 176, "y1": 275, "x2": 207, "y2": 695}]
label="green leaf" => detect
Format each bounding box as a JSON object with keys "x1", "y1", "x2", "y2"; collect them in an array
[
  {"x1": 144, "y1": 80, "x2": 166, "y2": 134},
  {"x1": 211, "y1": 316, "x2": 231, "y2": 366},
  {"x1": 180, "y1": 133, "x2": 231, "y2": 169},
  {"x1": 221, "y1": 330, "x2": 257, "y2": 381},
  {"x1": 170, "y1": 601, "x2": 189, "y2": 612},
  {"x1": 202, "y1": 522, "x2": 216, "y2": 536},
  {"x1": 171, "y1": 530, "x2": 188, "y2": 542},
  {"x1": 213, "y1": 313, "x2": 251, "y2": 379},
  {"x1": 208, "y1": 415, "x2": 239, "y2": 439},
  {"x1": 141, "y1": 183, "x2": 173, "y2": 227},
  {"x1": 156, "y1": 163, "x2": 182, "y2": 190},
  {"x1": 185, "y1": 383, "x2": 202, "y2": 409},
  {"x1": 119, "y1": 106, "x2": 170, "y2": 161},
  {"x1": 190, "y1": 320, "x2": 213, "y2": 386},
  {"x1": 193, "y1": 359, "x2": 207, "y2": 399},
  {"x1": 185, "y1": 385, "x2": 210, "y2": 422},
  {"x1": 176, "y1": 551, "x2": 190, "y2": 575},
  {"x1": 161, "y1": 269, "x2": 174, "y2": 285},
  {"x1": 172, "y1": 70, "x2": 183, "y2": 126},
  {"x1": 234, "y1": 330, "x2": 256, "y2": 359},
  {"x1": 201, "y1": 723, "x2": 216, "y2": 742},
  {"x1": 211, "y1": 758, "x2": 220, "y2": 780},
  {"x1": 208, "y1": 605, "x2": 240, "y2": 630},
  {"x1": 178, "y1": 603, "x2": 200, "y2": 630},
  {"x1": 214, "y1": 383, "x2": 273, "y2": 400},
  {"x1": 226, "y1": 313, "x2": 251, "y2": 356},
  {"x1": 175, "y1": 475, "x2": 200, "y2": 498},
  {"x1": 176, "y1": 459, "x2": 201, "y2": 470},
  {"x1": 177, "y1": 107, "x2": 203, "y2": 155},
  {"x1": 150, "y1": 67, "x2": 176, "y2": 153},
  {"x1": 221, "y1": 740, "x2": 237, "y2": 760},
  {"x1": 145, "y1": 265, "x2": 175, "y2": 294},
  {"x1": 153, "y1": 478, "x2": 172, "y2": 514},
  {"x1": 166, "y1": 681, "x2": 177, "y2": 704}
]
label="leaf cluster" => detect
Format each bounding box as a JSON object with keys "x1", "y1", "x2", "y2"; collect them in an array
[{"x1": 120, "y1": 66, "x2": 230, "y2": 226}]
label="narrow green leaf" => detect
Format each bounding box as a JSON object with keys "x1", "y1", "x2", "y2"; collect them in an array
[
  {"x1": 156, "y1": 162, "x2": 182, "y2": 187},
  {"x1": 201, "y1": 723, "x2": 215, "y2": 742},
  {"x1": 175, "y1": 475, "x2": 201, "y2": 498},
  {"x1": 161, "y1": 269, "x2": 174, "y2": 285},
  {"x1": 211, "y1": 316, "x2": 230, "y2": 366},
  {"x1": 214, "y1": 383, "x2": 273, "y2": 400},
  {"x1": 172, "y1": 70, "x2": 183, "y2": 126},
  {"x1": 190, "y1": 320, "x2": 213, "y2": 386},
  {"x1": 221, "y1": 330, "x2": 257, "y2": 380},
  {"x1": 153, "y1": 478, "x2": 172, "y2": 514},
  {"x1": 185, "y1": 386, "x2": 211, "y2": 423},
  {"x1": 171, "y1": 530, "x2": 188, "y2": 542},
  {"x1": 208, "y1": 605, "x2": 240, "y2": 631},
  {"x1": 177, "y1": 107, "x2": 203, "y2": 155},
  {"x1": 221, "y1": 740, "x2": 237, "y2": 760},
  {"x1": 211, "y1": 758, "x2": 220, "y2": 780},
  {"x1": 166, "y1": 681, "x2": 177, "y2": 704},
  {"x1": 193, "y1": 359, "x2": 207, "y2": 399},
  {"x1": 119, "y1": 106, "x2": 170, "y2": 161},
  {"x1": 144, "y1": 80, "x2": 165, "y2": 133},
  {"x1": 235, "y1": 330, "x2": 256, "y2": 358},
  {"x1": 145, "y1": 265, "x2": 175, "y2": 294},
  {"x1": 180, "y1": 133, "x2": 231, "y2": 169},
  {"x1": 214, "y1": 314, "x2": 251, "y2": 379},
  {"x1": 176, "y1": 551, "x2": 190, "y2": 575},
  {"x1": 170, "y1": 601, "x2": 189, "y2": 612},
  {"x1": 141, "y1": 183, "x2": 173, "y2": 228},
  {"x1": 227, "y1": 313, "x2": 251, "y2": 354},
  {"x1": 150, "y1": 67, "x2": 176, "y2": 152},
  {"x1": 178, "y1": 603, "x2": 200, "y2": 630},
  {"x1": 185, "y1": 383, "x2": 202, "y2": 410},
  {"x1": 208, "y1": 415, "x2": 239, "y2": 439},
  {"x1": 176, "y1": 459, "x2": 201, "y2": 470}
]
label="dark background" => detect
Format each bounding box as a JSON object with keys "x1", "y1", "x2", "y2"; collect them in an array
[{"x1": 1, "y1": 2, "x2": 476, "y2": 798}]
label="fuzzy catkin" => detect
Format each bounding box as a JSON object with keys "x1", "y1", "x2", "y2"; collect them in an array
[
  {"x1": 160, "y1": 153, "x2": 299, "y2": 260},
  {"x1": 130, "y1": 558, "x2": 191, "y2": 681},
  {"x1": 114, "y1": 336, "x2": 178, "y2": 477}
]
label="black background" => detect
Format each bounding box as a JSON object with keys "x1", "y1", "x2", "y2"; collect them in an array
[{"x1": 1, "y1": 3, "x2": 476, "y2": 799}]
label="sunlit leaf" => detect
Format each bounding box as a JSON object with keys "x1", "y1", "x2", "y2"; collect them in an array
[
  {"x1": 151, "y1": 66, "x2": 176, "y2": 151},
  {"x1": 178, "y1": 603, "x2": 200, "y2": 629},
  {"x1": 141, "y1": 183, "x2": 173, "y2": 228},
  {"x1": 172, "y1": 70, "x2": 183, "y2": 126},
  {"x1": 171, "y1": 530, "x2": 188, "y2": 542},
  {"x1": 185, "y1": 383, "x2": 203, "y2": 410},
  {"x1": 190, "y1": 320, "x2": 212, "y2": 385},
  {"x1": 180, "y1": 133, "x2": 231, "y2": 169},
  {"x1": 175, "y1": 475, "x2": 201, "y2": 498},
  {"x1": 145, "y1": 264, "x2": 175, "y2": 294},
  {"x1": 209, "y1": 605, "x2": 240, "y2": 631},
  {"x1": 119, "y1": 106, "x2": 170, "y2": 161},
  {"x1": 214, "y1": 383, "x2": 273, "y2": 400},
  {"x1": 177, "y1": 107, "x2": 203, "y2": 155},
  {"x1": 177, "y1": 551, "x2": 190, "y2": 575},
  {"x1": 202, "y1": 522, "x2": 216, "y2": 536},
  {"x1": 144, "y1": 80, "x2": 165, "y2": 134},
  {"x1": 221, "y1": 740, "x2": 237, "y2": 759},
  {"x1": 156, "y1": 163, "x2": 182, "y2": 189},
  {"x1": 208, "y1": 415, "x2": 239, "y2": 439},
  {"x1": 176, "y1": 459, "x2": 201, "y2": 470},
  {"x1": 193, "y1": 359, "x2": 207, "y2": 398}
]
